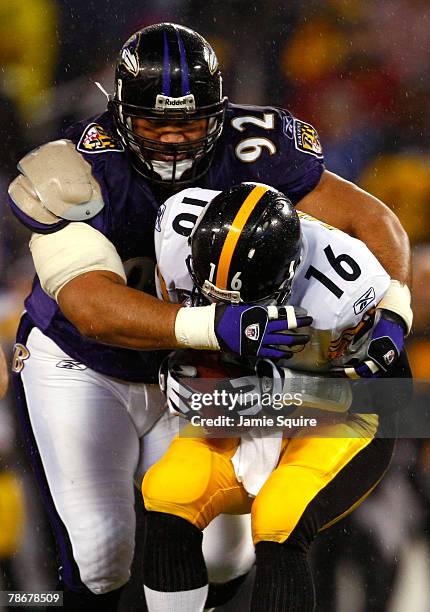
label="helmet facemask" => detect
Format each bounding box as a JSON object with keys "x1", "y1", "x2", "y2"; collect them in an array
[
  {"x1": 111, "y1": 99, "x2": 226, "y2": 186},
  {"x1": 111, "y1": 23, "x2": 227, "y2": 187}
]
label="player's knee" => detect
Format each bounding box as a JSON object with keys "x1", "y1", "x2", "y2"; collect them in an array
[
  {"x1": 252, "y1": 494, "x2": 318, "y2": 553},
  {"x1": 68, "y1": 510, "x2": 135, "y2": 594},
  {"x1": 142, "y1": 440, "x2": 213, "y2": 515},
  {"x1": 203, "y1": 514, "x2": 255, "y2": 583},
  {"x1": 251, "y1": 493, "x2": 299, "y2": 544},
  {"x1": 81, "y1": 557, "x2": 130, "y2": 594}
]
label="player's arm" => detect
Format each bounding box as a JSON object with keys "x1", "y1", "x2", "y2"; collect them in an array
[
  {"x1": 0, "y1": 345, "x2": 9, "y2": 400},
  {"x1": 297, "y1": 170, "x2": 411, "y2": 286},
  {"x1": 53, "y1": 242, "x2": 306, "y2": 357},
  {"x1": 58, "y1": 268, "x2": 181, "y2": 350},
  {"x1": 8, "y1": 142, "x2": 304, "y2": 359},
  {"x1": 297, "y1": 170, "x2": 412, "y2": 358}
]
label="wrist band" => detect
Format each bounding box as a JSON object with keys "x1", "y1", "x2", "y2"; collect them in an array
[
  {"x1": 377, "y1": 280, "x2": 413, "y2": 335},
  {"x1": 174, "y1": 304, "x2": 220, "y2": 350}
]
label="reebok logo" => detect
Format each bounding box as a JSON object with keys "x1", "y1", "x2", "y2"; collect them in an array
[
  {"x1": 56, "y1": 360, "x2": 87, "y2": 371},
  {"x1": 353, "y1": 287, "x2": 375, "y2": 315}
]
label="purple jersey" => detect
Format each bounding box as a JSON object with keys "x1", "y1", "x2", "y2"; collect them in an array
[
  {"x1": 9, "y1": 103, "x2": 324, "y2": 382},
  {"x1": 201, "y1": 103, "x2": 324, "y2": 202}
]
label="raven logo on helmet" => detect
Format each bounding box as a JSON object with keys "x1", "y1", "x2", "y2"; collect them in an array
[
  {"x1": 119, "y1": 32, "x2": 140, "y2": 76},
  {"x1": 204, "y1": 45, "x2": 219, "y2": 75},
  {"x1": 121, "y1": 47, "x2": 140, "y2": 77}
]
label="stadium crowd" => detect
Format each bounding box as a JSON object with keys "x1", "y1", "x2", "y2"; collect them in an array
[{"x1": 0, "y1": 1, "x2": 429, "y2": 610}]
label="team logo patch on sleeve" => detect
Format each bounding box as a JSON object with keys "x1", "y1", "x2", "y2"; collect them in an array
[
  {"x1": 293, "y1": 120, "x2": 323, "y2": 158},
  {"x1": 77, "y1": 123, "x2": 125, "y2": 154}
]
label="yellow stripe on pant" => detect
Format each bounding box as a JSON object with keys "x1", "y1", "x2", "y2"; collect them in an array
[{"x1": 142, "y1": 414, "x2": 380, "y2": 544}]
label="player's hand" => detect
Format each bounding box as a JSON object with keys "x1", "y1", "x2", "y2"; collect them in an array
[
  {"x1": 159, "y1": 351, "x2": 259, "y2": 419},
  {"x1": 214, "y1": 304, "x2": 312, "y2": 359},
  {"x1": 331, "y1": 310, "x2": 405, "y2": 379},
  {"x1": 159, "y1": 352, "x2": 197, "y2": 417}
]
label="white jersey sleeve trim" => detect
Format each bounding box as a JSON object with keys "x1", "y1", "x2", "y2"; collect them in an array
[{"x1": 30, "y1": 222, "x2": 126, "y2": 301}]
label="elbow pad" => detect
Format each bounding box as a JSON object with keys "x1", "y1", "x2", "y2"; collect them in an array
[{"x1": 30, "y1": 223, "x2": 126, "y2": 301}]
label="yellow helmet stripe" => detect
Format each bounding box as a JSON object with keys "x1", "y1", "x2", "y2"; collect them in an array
[{"x1": 216, "y1": 184, "x2": 269, "y2": 290}]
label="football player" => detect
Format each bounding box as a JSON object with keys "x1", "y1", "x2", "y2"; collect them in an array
[
  {"x1": 7, "y1": 23, "x2": 411, "y2": 611},
  {"x1": 142, "y1": 182, "x2": 412, "y2": 611}
]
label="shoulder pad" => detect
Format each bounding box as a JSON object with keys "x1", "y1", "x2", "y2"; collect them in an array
[{"x1": 9, "y1": 140, "x2": 104, "y2": 226}]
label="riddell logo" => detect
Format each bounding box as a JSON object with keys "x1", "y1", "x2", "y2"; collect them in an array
[
  {"x1": 245, "y1": 323, "x2": 260, "y2": 341},
  {"x1": 155, "y1": 94, "x2": 196, "y2": 111}
]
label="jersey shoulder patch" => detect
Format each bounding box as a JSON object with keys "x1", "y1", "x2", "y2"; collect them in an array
[
  {"x1": 77, "y1": 122, "x2": 125, "y2": 154},
  {"x1": 293, "y1": 119, "x2": 323, "y2": 158}
]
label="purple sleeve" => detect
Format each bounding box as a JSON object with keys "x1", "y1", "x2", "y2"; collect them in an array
[
  {"x1": 7, "y1": 193, "x2": 69, "y2": 234},
  {"x1": 266, "y1": 109, "x2": 325, "y2": 204}
]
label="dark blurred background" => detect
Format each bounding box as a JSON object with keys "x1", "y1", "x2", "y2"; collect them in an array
[{"x1": 0, "y1": 1, "x2": 429, "y2": 610}]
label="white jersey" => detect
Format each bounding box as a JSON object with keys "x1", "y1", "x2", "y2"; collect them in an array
[{"x1": 155, "y1": 187, "x2": 390, "y2": 372}]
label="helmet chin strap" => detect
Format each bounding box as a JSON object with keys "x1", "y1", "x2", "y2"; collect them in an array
[{"x1": 151, "y1": 159, "x2": 193, "y2": 180}]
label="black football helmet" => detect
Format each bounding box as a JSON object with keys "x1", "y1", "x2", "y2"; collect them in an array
[
  {"x1": 188, "y1": 183, "x2": 302, "y2": 305},
  {"x1": 109, "y1": 23, "x2": 227, "y2": 186}
]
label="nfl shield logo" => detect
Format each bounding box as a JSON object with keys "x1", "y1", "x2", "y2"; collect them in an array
[
  {"x1": 383, "y1": 349, "x2": 396, "y2": 366},
  {"x1": 245, "y1": 323, "x2": 260, "y2": 341}
]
